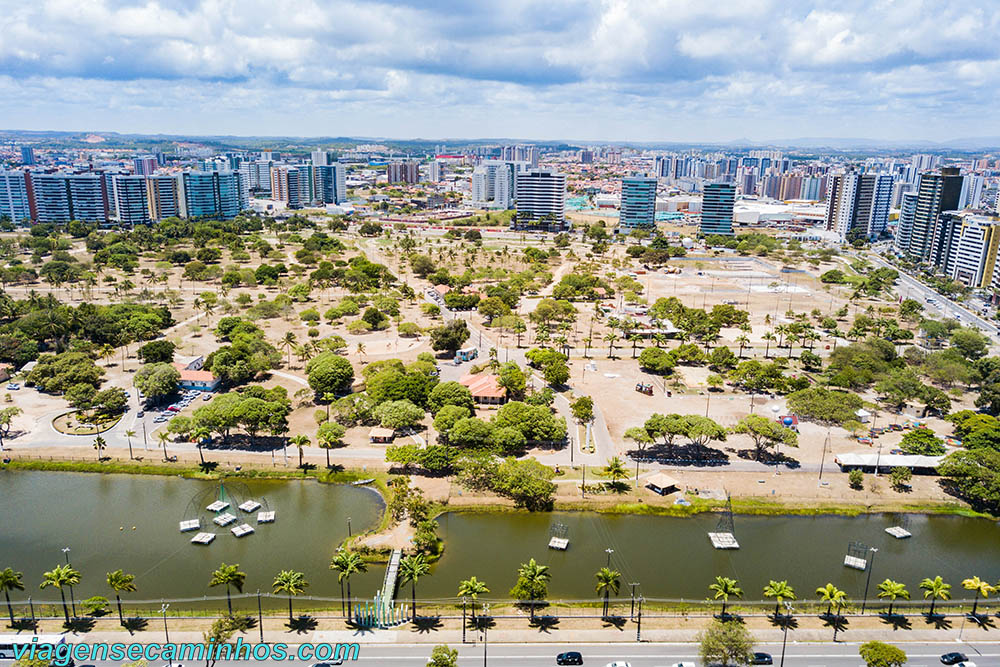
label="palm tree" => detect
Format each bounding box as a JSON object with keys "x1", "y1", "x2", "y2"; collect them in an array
[
  {"x1": 513, "y1": 321, "x2": 527, "y2": 348},
  {"x1": 281, "y1": 332, "x2": 297, "y2": 368},
  {"x1": 603, "y1": 457, "x2": 629, "y2": 491},
  {"x1": 604, "y1": 332, "x2": 619, "y2": 358},
  {"x1": 876, "y1": 579, "x2": 909, "y2": 616},
  {"x1": 762, "y1": 332, "x2": 776, "y2": 358},
  {"x1": 123, "y1": 429, "x2": 136, "y2": 460},
  {"x1": 323, "y1": 391, "x2": 338, "y2": 421},
  {"x1": 457, "y1": 577, "x2": 489, "y2": 621},
  {"x1": 919, "y1": 576, "x2": 951, "y2": 616},
  {"x1": 93, "y1": 434, "x2": 107, "y2": 461},
  {"x1": 816, "y1": 582, "x2": 847, "y2": 617},
  {"x1": 595, "y1": 567, "x2": 621, "y2": 618},
  {"x1": 272, "y1": 570, "x2": 309, "y2": 622},
  {"x1": 40, "y1": 564, "x2": 81, "y2": 623},
  {"x1": 735, "y1": 335, "x2": 750, "y2": 358},
  {"x1": 628, "y1": 334, "x2": 642, "y2": 358},
  {"x1": 763, "y1": 580, "x2": 796, "y2": 618},
  {"x1": 708, "y1": 576, "x2": 742, "y2": 617},
  {"x1": 0, "y1": 567, "x2": 24, "y2": 626},
  {"x1": 330, "y1": 550, "x2": 367, "y2": 619},
  {"x1": 192, "y1": 427, "x2": 212, "y2": 464},
  {"x1": 962, "y1": 576, "x2": 995, "y2": 616},
  {"x1": 516, "y1": 558, "x2": 550, "y2": 621},
  {"x1": 157, "y1": 431, "x2": 171, "y2": 461},
  {"x1": 209, "y1": 563, "x2": 246, "y2": 616},
  {"x1": 106, "y1": 569, "x2": 136, "y2": 626},
  {"x1": 399, "y1": 553, "x2": 431, "y2": 620},
  {"x1": 356, "y1": 342, "x2": 366, "y2": 359},
  {"x1": 289, "y1": 434, "x2": 310, "y2": 468}
]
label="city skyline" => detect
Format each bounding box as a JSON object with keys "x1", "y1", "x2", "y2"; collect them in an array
[{"x1": 2, "y1": 1, "x2": 1000, "y2": 143}]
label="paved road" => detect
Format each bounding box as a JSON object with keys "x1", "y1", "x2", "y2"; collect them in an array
[{"x1": 45, "y1": 641, "x2": 1000, "y2": 667}]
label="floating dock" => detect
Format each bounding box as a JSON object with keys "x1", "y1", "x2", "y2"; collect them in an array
[
  {"x1": 206, "y1": 500, "x2": 230, "y2": 512},
  {"x1": 231, "y1": 523, "x2": 254, "y2": 538},
  {"x1": 708, "y1": 532, "x2": 739, "y2": 549},
  {"x1": 257, "y1": 511, "x2": 275, "y2": 523},
  {"x1": 548, "y1": 537, "x2": 569, "y2": 550},
  {"x1": 885, "y1": 526, "x2": 912, "y2": 539},
  {"x1": 844, "y1": 555, "x2": 867, "y2": 570},
  {"x1": 238, "y1": 500, "x2": 261, "y2": 513},
  {"x1": 213, "y1": 512, "x2": 237, "y2": 527},
  {"x1": 179, "y1": 519, "x2": 200, "y2": 533},
  {"x1": 191, "y1": 532, "x2": 216, "y2": 545}
]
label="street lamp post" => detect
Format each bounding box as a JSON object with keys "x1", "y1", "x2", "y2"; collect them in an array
[
  {"x1": 605, "y1": 548, "x2": 614, "y2": 568},
  {"x1": 779, "y1": 602, "x2": 793, "y2": 667},
  {"x1": 481, "y1": 603, "x2": 490, "y2": 667},
  {"x1": 257, "y1": 589, "x2": 264, "y2": 643},
  {"x1": 61, "y1": 547, "x2": 76, "y2": 618},
  {"x1": 347, "y1": 517, "x2": 352, "y2": 537},
  {"x1": 635, "y1": 596, "x2": 643, "y2": 642},
  {"x1": 161, "y1": 602, "x2": 171, "y2": 666},
  {"x1": 629, "y1": 582, "x2": 639, "y2": 620},
  {"x1": 861, "y1": 547, "x2": 879, "y2": 613},
  {"x1": 462, "y1": 597, "x2": 467, "y2": 644}
]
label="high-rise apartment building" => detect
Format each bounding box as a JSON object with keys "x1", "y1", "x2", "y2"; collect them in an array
[
  {"x1": 132, "y1": 156, "x2": 159, "y2": 176},
  {"x1": 270, "y1": 166, "x2": 302, "y2": 208},
  {"x1": 903, "y1": 167, "x2": 963, "y2": 262},
  {"x1": 959, "y1": 174, "x2": 985, "y2": 210},
  {"x1": 514, "y1": 169, "x2": 566, "y2": 230},
  {"x1": 146, "y1": 175, "x2": 182, "y2": 220},
  {"x1": 313, "y1": 163, "x2": 347, "y2": 204},
  {"x1": 941, "y1": 212, "x2": 1000, "y2": 288},
  {"x1": 700, "y1": 183, "x2": 735, "y2": 236},
  {"x1": 824, "y1": 172, "x2": 893, "y2": 240},
  {"x1": 387, "y1": 161, "x2": 420, "y2": 184},
  {"x1": 112, "y1": 175, "x2": 151, "y2": 224},
  {"x1": 25, "y1": 173, "x2": 108, "y2": 223},
  {"x1": 180, "y1": 171, "x2": 246, "y2": 219},
  {"x1": 893, "y1": 191, "x2": 918, "y2": 253},
  {"x1": 0, "y1": 171, "x2": 32, "y2": 224},
  {"x1": 619, "y1": 175, "x2": 657, "y2": 231},
  {"x1": 311, "y1": 150, "x2": 333, "y2": 167},
  {"x1": 20, "y1": 147, "x2": 35, "y2": 166},
  {"x1": 580, "y1": 150, "x2": 594, "y2": 164}
]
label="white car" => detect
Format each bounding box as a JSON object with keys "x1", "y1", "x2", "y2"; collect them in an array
[{"x1": 604, "y1": 662, "x2": 632, "y2": 667}]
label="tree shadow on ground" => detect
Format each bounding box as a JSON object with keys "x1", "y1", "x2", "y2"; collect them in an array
[
  {"x1": 530, "y1": 615, "x2": 560, "y2": 633},
  {"x1": 880, "y1": 613, "x2": 912, "y2": 630},
  {"x1": 735, "y1": 448, "x2": 801, "y2": 469},
  {"x1": 632, "y1": 442, "x2": 729, "y2": 467},
  {"x1": 64, "y1": 617, "x2": 96, "y2": 633},
  {"x1": 474, "y1": 615, "x2": 496, "y2": 631},
  {"x1": 198, "y1": 461, "x2": 219, "y2": 473},
  {"x1": 714, "y1": 612, "x2": 744, "y2": 624},
  {"x1": 299, "y1": 463, "x2": 317, "y2": 474},
  {"x1": 412, "y1": 615, "x2": 443, "y2": 634},
  {"x1": 122, "y1": 616, "x2": 148, "y2": 634},
  {"x1": 285, "y1": 615, "x2": 317, "y2": 634},
  {"x1": 923, "y1": 613, "x2": 952, "y2": 630},
  {"x1": 9, "y1": 618, "x2": 37, "y2": 632},
  {"x1": 969, "y1": 613, "x2": 997, "y2": 629},
  {"x1": 601, "y1": 615, "x2": 627, "y2": 630},
  {"x1": 820, "y1": 613, "x2": 849, "y2": 640},
  {"x1": 768, "y1": 614, "x2": 798, "y2": 630}
]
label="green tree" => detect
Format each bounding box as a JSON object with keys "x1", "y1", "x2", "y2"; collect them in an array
[
  {"x1": 373, "y1": 400, "x2": 425, "y2": 430},
  {"x1": 876, "y1": 579, "x2": 909, "y2": 616},
  {"x1": 962, "y1": 576, "x2": 994, "y2": 615},
  {"x1": 306, "y1": 352, "x2": 355, "y2": 396},
  {"x1": 509, "y1": 558, "x2": 550, "y2": 621},
  {"x1": 208, "y1": 563, "x2": 246, "y2": 616},
  {"x1": 763, "y1": 580, "x2": 796, "y2": 618},
  {"x1": 697, "y1": 618, "x2": 755, "y2": 667},
  {"x1": 39, "y1": 563, "x2": 81, "y2": 623},
  {"x1": 427, "y1": 645, "x2": 458, "y2": 667},
  {"x1": 330, "y1": 550, "x2": 367, "y2": 618},
  {"x1": 708, "y1": 576, "x2": 743, "y2": 617},
  {"x1": 858, "y1": 641, "x2": 907, "y2": 667},
  {"x1": 603, "y1": 456, "x2": 630, "y2": 492},
  {"x1": 0, "y1": 567, "x2": 25, "y2": 626},
  {"x1": 919, "y1": 576, "x2": 951, "y2": 616},
  {"x1": 106, "y1": 569, "x2": 136, "y2": 626},
  {"x1": 732, "y1": 414, "x2": 798, "y2": 461},
  {"x1": 429, "y1": 320, "x2": 470, "y2": 353},
  {"x1": 317, "y1": 421, "x2": 347, "y2": 468},
  {"x1": 272, "y1": 570, "x2": 309, "y2": 622},
  {"x1": 570, "y1": 396, "x2": 594, "y2": 423},
  {"x1": 899, "y1": 428, "x2": 945, "y2": 455},
  {"x1": 594, "y1": 567, "x2": 621, "y2": 618},
  {"x1": 816, "y1": 582, "x2": 848, "y2": 616},
  {"x1": 399, "y1": 553, "x2": 431, "y2": 620},
  {"x1": 133, "y1": 362, "x2": 180, "y2": 402},
  {"x1": 457, "y1": 576, "x2": 490, "y2": 621}
]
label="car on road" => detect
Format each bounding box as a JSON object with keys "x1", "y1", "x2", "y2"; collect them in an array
[
  {"x1": 311, "y1": 661, "x2": 343, "y2": 667},
  {"x1": 556, "y1": 651, "x2": 583, "y2": 665},
  {"x1": 751, "y1": 652, "x2": 774, "y2": 665},
  {"x1": 203, "y1": 393, "x2": 212, "y2": 400},
  {"x1": 941, "y1": 654, "x2": 968, "y2": 665},
  {"x1": 668, "y1": 663, "x2": 695, "y2": 667},
  {"x1": 6, "y1": 383, "x2": 19, "y2": 390},
  {"x1": 604, "y1": 662, "x2": 631, "y2": 667},
  {"x1": 136, "y1": 410, "x2": 144, "y2": 417}
]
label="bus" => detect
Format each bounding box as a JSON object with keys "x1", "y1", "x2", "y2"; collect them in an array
[{"x1": 0, "y1": 635, "x2": 68, "y2": 662}]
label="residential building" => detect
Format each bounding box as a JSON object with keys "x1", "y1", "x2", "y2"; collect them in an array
[
  {"x1": 513, "y1": 169, "x2": 566, "y2": 230},
  {"x1": 426, "y1": 160, "x2": 442, "y2": 182},
  {"x1": 905, "y1": 167, "x2": 963, "y2": 262},
  {"x1": 387, "y1": 160, "x2": 420, "y2": 184},
  {"x1": 893, "y1": 191, "x2": 918, "y2": 253},
  {"x1": 26, "y1": 173, "x2": 109, "y2": 223},
  {"x1": 458, "y1": 373, "x2": 508, "y2": 405},
  {"x1": 313, "y1": 163, "x2": 347, "y2": 204},
  {"x1": 941, "y1": 212, "x2": 1000, "y2": 288},
  {"x1": 20, "y1": 147, "x2": 35, "y2": 166},
  {"x1": 112, "y1": 175, "x2": 151, "y2": 224},
  {"x1": 618, "y1": 175, "x2": 657, "y2": 230},
  {"x1": 700, "y1": 183, "x2": 735, "y2": 236},
  {"x1": 180, "y1": 171, "x2": 246, "y2": 219},
  {"x1": 0, "y1": 171, "x2": 31, "y2": 224},
  {"x1": 959, "y1": 174, "x2": 985, "y2": 210},
  {"x1": 580, "y1": 150, "x2": 594, "y2": 164},
  {"x1": 270, "y1": 166, "x2": 302, "y2": 208},
  {"x1": 132, "y1": 156, "x2": 159, "y2": 176},
  {"x1": 146, "y1": 175, "x2": 182, "y2": 220},
  {"x1": 311, "y1": 150, "x2": 333, "y2": 167},
  {"x1": 172, "y1": 359, "x2": 220, "y2": 392},
  {"x1": 824, "y1": 172, "x2": 893, "y2": 240}
]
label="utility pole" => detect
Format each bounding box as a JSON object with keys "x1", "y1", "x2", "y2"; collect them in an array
[
  {"x1": 257, "y1": 589, "x2": 264, "y2": 643},
  {"x1": 605, "y1": 548, "x2": 614, "y2": 568},
  {"x1": 636, "y1": 596, "x2": 643, "y2": 642},
  {"x1": 161, "y1": 602, "x2": 171, "y2": 666},
  {"x1": 818, "y1": 428, "x2": 830, "y2": 482},
  {"x1": 861, "y1": 547, "x2": 879, "y2": 613},
  {"x1": 582, "y1": 465, "x2": 586, "y2": 498},
  {"x1": 779, "y1": 602, "x2": 792, "y2": 667},
  {"x1": 462, "y1": 597, "x2": 467, "y2": 644},
  {"x1": 629, "y1": 582, "x2": 639, "y2": 620}
]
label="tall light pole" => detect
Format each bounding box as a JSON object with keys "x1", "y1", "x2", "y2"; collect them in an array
[
  {"x1": 605, "y1": 548, "x2": 614, "y2": 568},
  {"x1": 635, "y1": 595, "x2": 643, "y2": 642},
  {"x1": 481, "y1": 603, "x2": 490, "y2": 667},
  {"x1": 161, "y1": 602, "x2": 171, "y2": 667},
  {"x1": 256, "y1": 589, "x2": 264, "y2": 643},
  {"x1": 629, "y1": 582, "x2": 639, "y2": 620},
  {"x1": 61, "y1": 547, "x2": 76, "y2": 618},
  {"x1": 861, "y1": 547, "x2": 879, "y2": 613},
  {"x1": 779, "y1": 602, "x2": 792, "y2": 667},
  {"x1": 462, "y1": 597, "x2": 467, "y2": 644}
]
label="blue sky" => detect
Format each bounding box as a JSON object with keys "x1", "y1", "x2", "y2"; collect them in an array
[{"x1": 2, "y1": 0, "x2": 999, "y2": 142}]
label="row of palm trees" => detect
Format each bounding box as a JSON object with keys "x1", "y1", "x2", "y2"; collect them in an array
[{"x1": 4, "y1": 559, "x2": 996, "y2": 629}]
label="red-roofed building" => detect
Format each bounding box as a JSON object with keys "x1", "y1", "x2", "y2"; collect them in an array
[
  {"x1": 172, "y1": 360, "x2": 221, "y2": 392},
  {"x1": 459, "y1": 372, "x2": 507, "y2": 405}
]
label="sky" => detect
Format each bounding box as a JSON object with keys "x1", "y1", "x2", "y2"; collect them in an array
[{"x1": 2, "y1": 0, "x2": 1000, "y2": 143}]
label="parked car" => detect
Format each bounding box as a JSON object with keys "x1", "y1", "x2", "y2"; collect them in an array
[
  {"x1": 6, "y1": 383, "x2": 19, "y2": 390},
  {"x1": 136, "y1": 411, "x2": 144, "y2": 417},
  {"x1": 751, "y1": 653, "x2": 773, "y2": 665},
  {"x1": 941, "y1": 655, "x2": 968, "y2": 666},
  {"x1": 556, "y1": 651, "x2": 583, "y2": 665},
  {"x1": 203, "y1": 393, "x2": 212, "y2": 400}
]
